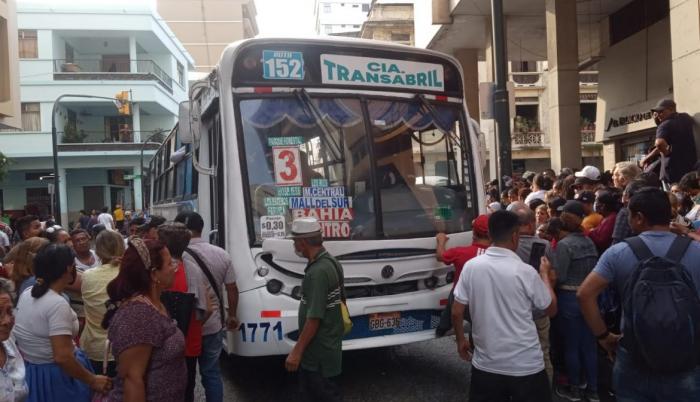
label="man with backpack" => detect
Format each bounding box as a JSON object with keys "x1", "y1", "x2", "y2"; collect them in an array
[{"x1": 578, "y1": 187, "x2": 700, "y2": 401}]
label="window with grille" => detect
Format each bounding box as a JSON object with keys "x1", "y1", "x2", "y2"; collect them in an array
[
  {"x1": 18, "y1": 29, "x2": 38, "y2": 59},
  {"x1": 21, "y1": 103, "x2": 41, "y2": 131}
]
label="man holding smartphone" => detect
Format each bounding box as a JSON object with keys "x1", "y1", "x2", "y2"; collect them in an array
[{"x1": 508, "y1": 201, "x2": 557, "y2": 385}]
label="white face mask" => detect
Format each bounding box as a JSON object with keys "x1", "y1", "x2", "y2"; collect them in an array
[{"x1": 294, "y1": 249, "x2": 305, "y2": 258}]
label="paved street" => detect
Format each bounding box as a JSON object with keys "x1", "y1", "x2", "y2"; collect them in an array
[
  {"x1": 197, "y1": 337, "x2": 470, "y2": 402},
  {"x1": 195, "y1": 336, "x2": 616, "y2": 402}
]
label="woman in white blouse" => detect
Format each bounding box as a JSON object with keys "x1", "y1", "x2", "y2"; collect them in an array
[{"x1": 0, "y1": 278, "x2": 27, "y2": 402}]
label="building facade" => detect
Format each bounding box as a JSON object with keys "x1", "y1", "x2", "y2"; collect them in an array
[
  {"x1": 0, "y1": 0, "x2": 20, "y2": 130},
  {"x1": 360, "y1": 1, "x2": 414, "y2": 46},
  {"x1": 0, "y1": 2, "x2": 193, "y2": 225},
  {"x1": 157, "y1": 0, "x2": 258, "y2": 78},
  {"x1": 315, "y1": 0, "x2": 371, "y2": 36}
]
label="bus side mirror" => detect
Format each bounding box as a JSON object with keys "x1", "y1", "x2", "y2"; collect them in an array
[{"x1": 179, "y1": 101, "x2": 193, "y2": 144}]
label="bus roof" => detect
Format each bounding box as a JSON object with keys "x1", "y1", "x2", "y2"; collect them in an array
[{"x1": 213, "y1": 37, "x2": 465, "y2": 98}]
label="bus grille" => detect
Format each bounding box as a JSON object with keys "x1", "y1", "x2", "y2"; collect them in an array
[{"x1": 345, "y1": 280, "x2": 418, "y2": 299}]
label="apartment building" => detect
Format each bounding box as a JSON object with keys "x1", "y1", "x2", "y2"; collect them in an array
[
  {"x1": 360, "y1": 0, "x2": 414, "y2": 46},
  {"x1": 0, "y1": 0, "x2": 20, "y2": 130},
  {"x1": 0, "y1": 1, "x2": 193, "y2": 225},
  {"x1": 315, "y1": 0, "x2": 371, "y2": 35},
  {"x1": 157, "y1": 0, "x2": 258, "y2": 77}
]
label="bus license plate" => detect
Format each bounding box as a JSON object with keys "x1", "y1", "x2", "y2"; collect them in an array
[{"x1": 368, "y1": 312, "x2": 401, "y2": 331}]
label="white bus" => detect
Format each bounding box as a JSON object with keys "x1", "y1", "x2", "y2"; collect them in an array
[{"x1": 150, "y1": 37, "x2": 485, "y2": 356}]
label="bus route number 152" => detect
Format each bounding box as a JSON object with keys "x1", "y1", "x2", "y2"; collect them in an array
[{"x1": 262, "y1": 50, "x2": 304, "y2": 80}]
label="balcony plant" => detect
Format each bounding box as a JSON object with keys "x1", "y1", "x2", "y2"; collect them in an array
[
  {"x1": 61, "y1": 121, "x2": 87, "y2": 143},
  {"x1": 0, "y1": 151, "x2": 10, "y2": 184}
]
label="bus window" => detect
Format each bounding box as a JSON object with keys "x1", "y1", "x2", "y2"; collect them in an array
[
  {"x1": 239, "y1": 96, "x2": 372, "y2": 243},
  {"x1": 368, "y1": 99, "x2": 468, "y2": 238}
]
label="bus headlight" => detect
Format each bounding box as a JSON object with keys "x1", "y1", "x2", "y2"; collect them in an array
[
  {"x1": 291, "y1": 286, "x2": 303, "y2": 300},
  {"x1": 257, "y1": 266, "x2": 270, "y2": 277},
  {"x1": 266, "y1": 279, "x2": 283, "y2": 294},
  {"x1": 445, "y1": 271, "x2": 455, "y2": 284},
  {"x1": 424, "y1": 276, "x2": 438, "y2": 289}
]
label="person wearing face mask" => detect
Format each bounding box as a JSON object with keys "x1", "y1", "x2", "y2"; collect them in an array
[
  {"x1": 285, "y1": 217, "x2": 345, "y2": 402},
  {"x1": 588, "y1": 190, "x2": 622, "y2": 255}
]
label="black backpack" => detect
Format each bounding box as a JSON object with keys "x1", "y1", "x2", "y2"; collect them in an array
[{"x1": 622, "y1": 236, "x2": 700, "y2": 373}]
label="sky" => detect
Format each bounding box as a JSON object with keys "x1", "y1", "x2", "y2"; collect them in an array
[{"x1": 254, "y1": 0, "x2": 317, "y2": 36}]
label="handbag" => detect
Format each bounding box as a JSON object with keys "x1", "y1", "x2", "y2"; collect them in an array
[
  {"x1": 91, "y1": 340, "x2": 111, "y2": 402},
  {"x1": 161, "y1": 290, "x2": 196, "y2": 335},
  {"x1": 328, "y1": 257, "x2": 353, "y2": 335}
]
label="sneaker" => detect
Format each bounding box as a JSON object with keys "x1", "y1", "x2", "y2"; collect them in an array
[
  {"x1": 555, "y1": 385, "x2": 583, "y2": 402},
  {"x1": 584, "y1": 389, "x2": 600, "y2": 402}
]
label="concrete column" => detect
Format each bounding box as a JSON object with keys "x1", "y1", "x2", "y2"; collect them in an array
[
  {"x1": 454, "y1": 48, "x2": 480, "y2": 122},
  {"x1": 129, "y1": 36, "x2": 137, "y2": 72},
  {"x1": 132, "y1": 103, "x2": 141, "y2": 143},
  {"x1": 58, "y1": 167, "x2": 68, "y2": 225},
  {"x1": 545, "y1": 0, "x2": 581, "y2": 171},
  {"x1": 133, "y1": 164, "x2": 143, "y2": 212}
]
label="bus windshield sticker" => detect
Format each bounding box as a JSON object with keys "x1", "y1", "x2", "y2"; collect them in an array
[
  {"x1": 310, "y1": 178, "x2": 328, "y2": 187},
  {"x1": 302, "y1": 186, "x2": 345, "y2": 197},
  {"x1": 273, "y1": 146, "x2": 303, "y2": 186},
  {"x1": 289, "y1": 196, "x2": 352, "y2": 209},
  {"x1": 434, "y1": 205, "x2": 453, "y2": 221},
  {"x1": 276, "y1": 186, "x2": 302, "y2": 197},
  {"x1": 292, "y1": 207, "x2": 354, "y2": 222},
  {"x1": 264, "y1": 197, "x2": 288, "y2": 207},
  {"x1": 266, "y1": 206, "x2": 287, "y2": 216},
  {"x1": 260, "y1": 215, "x2": 286, "y2": 239},
  {"x1": 320, "y1": 221, "x2": 351, "y2": 238},
  {"x1": 320, "y1": 54, "x2": 445, "y2": 91},
  {"x1": 268, "y1": 136, "x2": 304, "y2": 147},
  {"x1": 262, "y1": 50, "x2": 304, "y2": 80}
]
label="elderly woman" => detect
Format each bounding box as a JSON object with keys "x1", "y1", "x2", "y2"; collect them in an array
[
  {"x1": 80, "y1": 230, "x2": 125, "y2": 377},
  {"x1": 103, "y1": 238, "x2": 185, "y2": 402},
  {"x1": 612, "y1": 161, "x2": 641, "y2": 191},
  {"x1": 13, "y1": 244, "x2": 111, "y2": 402},
  {"x1": 0, "y1": 278, "x2": 28, "y2": 402}
]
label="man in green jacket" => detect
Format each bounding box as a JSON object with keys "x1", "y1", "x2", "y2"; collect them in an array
[{"x1": 285, "y1": 217, "x2": 344, "y2": 402}]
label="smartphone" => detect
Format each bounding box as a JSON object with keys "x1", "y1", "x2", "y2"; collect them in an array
[{"x1": 529, "y1": 242, "x2": 546, "y2": 271}]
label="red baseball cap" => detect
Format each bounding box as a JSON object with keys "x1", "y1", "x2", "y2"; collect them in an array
[{"x1": 472, "y1": 214, "x2": 489, "y2": 237}]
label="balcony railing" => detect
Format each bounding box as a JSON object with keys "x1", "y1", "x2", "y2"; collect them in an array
[
  {"x1": 579, "y1": 71, "x2": 598, "y2": 85},
  {"x1": 510, "y1": 72, "x2": 542, "y2": 86},
  {"x1": 57, "y1": 129, "x2": 166, "y2": 145},
  {"x1": 581, "y1": 129, "x2": 596, "y2": 143},
  {"x1": 53, "y1": 59, "x2": 174, "y2": 92},
  {"x1": 512, "y1": 131, "x2": 544, "y2": 146}
]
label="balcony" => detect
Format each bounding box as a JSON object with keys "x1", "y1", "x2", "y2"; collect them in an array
[
  {"x1": 57, "y1": 129, "x2": 165, "y2": 152},
  {"x1": 581, "y1": 129, "x2": 596, "y2": 144},
  {"x1": 579, "y1": 71, "x2": 598, "y2": 86},
  {"x1": 510, "y1": 72, "x2": 543, "y2": 87},
  {"x1": 53, "y1": 59, "x2": 173, "y2": 93},
  {"x1": 512, "y1": 131, "x2": 544, "y2": 147}
]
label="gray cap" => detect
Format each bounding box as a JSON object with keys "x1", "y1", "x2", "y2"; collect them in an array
[{"x1": 651, "y1": 98, "x2": 676, "y2": 112}]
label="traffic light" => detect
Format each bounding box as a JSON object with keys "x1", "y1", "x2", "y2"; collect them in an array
[{"x1": 114, "y1": 91, "x2": 131, "y2": 116}]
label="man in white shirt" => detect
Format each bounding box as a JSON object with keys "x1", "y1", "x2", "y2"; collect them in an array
[
  {"x1": 452, "y1": 210, "x2": 557, "y2": 402},
  {"x1": 96, "y1": 207, "x2": 114, "y2": 231}
]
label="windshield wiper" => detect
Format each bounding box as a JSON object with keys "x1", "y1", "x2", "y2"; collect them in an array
[{"x1": 293, "y1": 89, "x2": 343, "y2": 161}]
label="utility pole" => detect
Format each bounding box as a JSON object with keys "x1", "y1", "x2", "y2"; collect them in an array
[{"x1": 490, "y1": 0, "x2": 512, "y2": 190}]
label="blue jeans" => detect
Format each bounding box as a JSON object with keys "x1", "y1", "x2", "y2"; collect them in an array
[
  {"x1": 199, "y1": 331, "x2": 224, "y2": 402},
  {"x1": 614, "y1": 347, "x2": 700, "y2": 401},
  {"x1": 558, "y1": 290, "x2": 597, "y2": 391}
]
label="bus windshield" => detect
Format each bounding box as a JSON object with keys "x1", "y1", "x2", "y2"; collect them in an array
[{"x1": 239, "y1": 94, "x2": 473, "y2": 244}]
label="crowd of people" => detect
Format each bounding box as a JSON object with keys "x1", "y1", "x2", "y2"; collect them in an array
[
  {"x1": 0, "y1": 211, "x2": 239, "y2": 402},
  {"x1": 440, "y1": 154, "x2": 700, "y2": 401}
]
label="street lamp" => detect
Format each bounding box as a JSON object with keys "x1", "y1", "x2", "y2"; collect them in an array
[{"x1": 51, "y1": 93, "x2": 131, "y2": 225}]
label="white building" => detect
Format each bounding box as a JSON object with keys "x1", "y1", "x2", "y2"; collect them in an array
[
  {"x1": 315, "y1": 0, "x2": 371, "y2": 35},
  {"x1": 0, "y1": 1, "x2": 193, "y2": 225}
]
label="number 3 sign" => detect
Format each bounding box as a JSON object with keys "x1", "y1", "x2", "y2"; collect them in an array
[{"x1": 273, "y1": 146, "x2": 303, "y2": 186}]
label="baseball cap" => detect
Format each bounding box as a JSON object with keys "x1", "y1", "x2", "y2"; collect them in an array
[
  {"x1": 472, "y1": 214, "x2": 489, "y2": 237},
  {"x1": 651, "y1": 98, "x2": 676, "y2": 112},
  {"x1": 574, "y1": 166, "x2": 601, "y2": 182},
  {"x1": 288, "y1": 217, "x2": 322, "y2": 239},
  {"x1": 548, "y1": 197, "x2": 566, "y2": 211},
  {"x1": 575, "y1": 191, "x2": 596, "y2": 204},
  {"x1": 558, "y1": 200, "x2": 586, "y2": 218},
  {"x1": 522, "y1": 171, "x2": 536, "y2": 182}
]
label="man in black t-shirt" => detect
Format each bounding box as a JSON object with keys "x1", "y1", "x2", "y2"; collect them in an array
[{"x1": 641, "y1": 99, "x2": 697, "y2": 189}]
